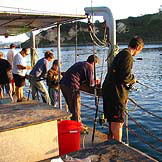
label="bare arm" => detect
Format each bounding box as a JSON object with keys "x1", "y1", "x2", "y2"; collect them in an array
[{"x1": 17, "y1": 65, "x2": 31, "y2": 70}]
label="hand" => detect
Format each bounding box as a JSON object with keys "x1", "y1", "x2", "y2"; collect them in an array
[
  {"x1": 134, "y1": 78, "x2": 137, "y2": 84},
  {"x1": 96, "y1": 79, "x2": 101, "y2": 88},
  {"x1": 26, "y1": 66, "x2": 32, "y2": 70},
  {"x1": 96, "y1": 79, "x2": 100, "y2": 85}
]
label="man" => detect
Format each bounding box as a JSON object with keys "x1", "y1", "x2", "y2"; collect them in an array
[
  {"x1": 7, "y1": 43, "x2": 16, "y2": 95},
  {"x1": 60, "y1": 55, "x2": 100, "y2": 122},
  {"x1": 102, "y1": 36, "x2": 144, "y2": 142},
  {"x1": 29, "y1": 50, "x2": 54, "y2": 105},
  {"x1": 7, "y1": 43, "x2": 16, "y2": 67},
  {"x1": 13, "y1": 48, "x2": 31, "y2": 102},
  {"x1": 0, "y1": 52, "x2": 13, "y2": 101}
]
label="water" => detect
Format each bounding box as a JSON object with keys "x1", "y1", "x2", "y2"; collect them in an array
[{"x1": 1, "y1": 44, "x2": 162, "y2": 161}]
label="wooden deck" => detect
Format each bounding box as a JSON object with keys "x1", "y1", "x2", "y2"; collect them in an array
[
  {"x1": 69, "y1": 128, "x2": 157, "y2": 162},
  {"x1": 41, "y1": 127, "x2": 157, "y2": 162},
  {"x1": 0, "y1": 100, "x2": 71, "y2": 132},
  {"x1": 0, "y1": 100, "x2": 71, "y2": 162}
]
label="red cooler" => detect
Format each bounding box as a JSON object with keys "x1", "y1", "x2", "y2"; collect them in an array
[{"x1": 58, "y1": 120, "x2": 81, "y2": 156}]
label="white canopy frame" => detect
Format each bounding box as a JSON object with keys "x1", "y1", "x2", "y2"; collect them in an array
[{"x1": 0, "y1": 6, "x2": 88, "y2": 109}]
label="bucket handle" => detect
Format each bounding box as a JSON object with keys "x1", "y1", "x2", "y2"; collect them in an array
[{"x1": 69, "y1": 130, "x2": 79, "y2": 133}]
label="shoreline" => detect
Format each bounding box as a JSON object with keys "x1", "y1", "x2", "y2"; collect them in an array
[{"x1": 0, "y1": 41, "x2": 162, "y2": 49}]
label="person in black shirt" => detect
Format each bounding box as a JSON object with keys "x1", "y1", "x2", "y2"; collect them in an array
[
  {"x1": 102, "y1": 36, "x2": 144, "y2": 142},
  {"x1": 60, "y1": 55, "x2": 100, "y2": 122},
  {"x1": 0, "y1": 52, "x2": 13, "y2": 101}
]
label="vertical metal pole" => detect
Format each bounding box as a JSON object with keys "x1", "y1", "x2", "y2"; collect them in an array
[
  {"x1": 57, "y1": 24, "x2": 62, "y2": 109},
  {"x1": 29, "y1": 32, "x2": 36, "y2": 100},
  {"x1": 92, "y1": 49, "x2": 99, "y2": 143},
  {"x1": 126, "y1": 108, "x2": 129, "y2": 145},
  {"x1": 90, "y1": 8, "x2": 99, "y2": 142},
  {"x1": 30, "y1": 32, "x2": 36, "y2": 67},
  {"x1": 75, "y1": 21, "x2": 78, "y2": 63}
]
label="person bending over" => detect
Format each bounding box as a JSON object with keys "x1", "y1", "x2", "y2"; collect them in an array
[{"x1": 60, "y1": 55, "x2": 100, "y2": 122}]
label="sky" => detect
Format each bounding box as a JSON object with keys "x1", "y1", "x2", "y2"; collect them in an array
[{"x1": 0, "y1": 0, "x2": 161, "y2": 43}]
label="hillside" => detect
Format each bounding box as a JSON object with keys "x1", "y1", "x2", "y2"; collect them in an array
[{"x1": 22, "y1": 12, "x2": 162, "y2": 47}]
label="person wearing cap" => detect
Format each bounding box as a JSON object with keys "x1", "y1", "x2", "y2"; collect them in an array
[
  {"x1": 102, "y1": 36, "x2": 144, "y2": 142},
  {"x1": 46, "y1": 60, "x2": 63, "y2": 107},
  {"x1": 7, "y1": 43, "x2": 16, "y2": 95},
  {"x1": 29, "y1": 50, "x2": 54, "y2": 105},
  {"x1": 13, "y1": 48, "x2": 31, "y2": 102},
  {"x1": 60, "y1": 55, "x2": 100, "y2": 122}
]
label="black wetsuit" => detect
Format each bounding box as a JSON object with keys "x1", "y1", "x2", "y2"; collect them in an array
[{"x1": 102, "y1": 49, "x2": 136, "y2": 122}]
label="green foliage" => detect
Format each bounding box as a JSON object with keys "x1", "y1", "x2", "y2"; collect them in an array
[
  {"x1": 117, "y1": 13, "x2": 162, "y2": 43},
  {"x1": 22, "y1": 12, "x2": 162, "y2": 47}
]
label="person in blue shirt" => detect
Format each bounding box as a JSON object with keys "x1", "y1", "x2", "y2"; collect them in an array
[{"x1": 29, "y1": 50, "x2": 54, "y2": 105}]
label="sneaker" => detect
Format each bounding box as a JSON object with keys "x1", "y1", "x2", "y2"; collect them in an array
[
  {"x1": 12, "y1": 92, "x2": 16, "y2": 96},
  {"x1": 22, "y1": 97, "x2": 27, "y2": 101},
  {"x1": 17, "y1": 97, "x2": 27, "y2": 102},
  {"x1": 22, "y1": 96, "x2": 27, "y2": 100},
  {"x1": 17, "y1": 99, "x2": 22, "y2": 102},
  {"x1": 53, "y1": 103, "x2": 57, "y2": 108}
]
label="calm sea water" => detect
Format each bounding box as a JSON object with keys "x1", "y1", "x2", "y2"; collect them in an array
[{"x1": 1, "y1": 44, "x2": 162, "y2": 161}]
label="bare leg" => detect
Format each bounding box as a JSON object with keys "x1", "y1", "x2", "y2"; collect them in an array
[
  {"x1": 11, "y1": 79, "x2": 15, "y2": 95},
  {"x1": 0, "y1": 86, "x2": 3, "y2": 98},
  {"x1": 111, "y1": 122, "x2": 124, "y2": 142},
  {"x1": 16, "y1": 86, "x2": 21, "y2": 101},
  {"x1": 65, "y1": 103, "x2": 68, "y2": 112},
  {"x1": 76, "y1": 92, "x2": 81, "y2": 122},
  {"x1": 8, "y1": 83, "x2": 13, "y2": 102},
  {"x1": 20, "y1": 87, "x2": 24, "y2": 99}
]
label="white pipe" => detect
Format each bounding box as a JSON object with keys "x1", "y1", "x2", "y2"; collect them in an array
[
  {"x1": 30, "y1": 31, "x2": 36, "y2": 66},
  {"x1": 57, "y1": 24, "x2": 62, "y2": 109},
  {"x1": 84, "y1": 7, "x2": 116, "y2": 70},
  {"x1": 84, "y1": 7, "x2": 116, "y2": 46}
]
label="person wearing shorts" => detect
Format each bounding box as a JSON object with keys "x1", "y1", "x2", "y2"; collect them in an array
[
  {"x1": 12, "y1": 48, "x2": 31, "y2": 102},
  {"x1": 102, "y1": 36, "x2": 144, "y2": 142},
  {"x1": 13, "y1": 74, "x2": 26, "y2": 87}
]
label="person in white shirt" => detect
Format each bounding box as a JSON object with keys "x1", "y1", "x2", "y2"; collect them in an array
[
  {"x1": 13, "y1": 48, "x2": 31, "y2": 102},
  {"x1": 7, "y1": 43, "x2": 16, "y2": 67},
  {"x1": 7, "y1": 43, "x2": 16, "y2": 95}
]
